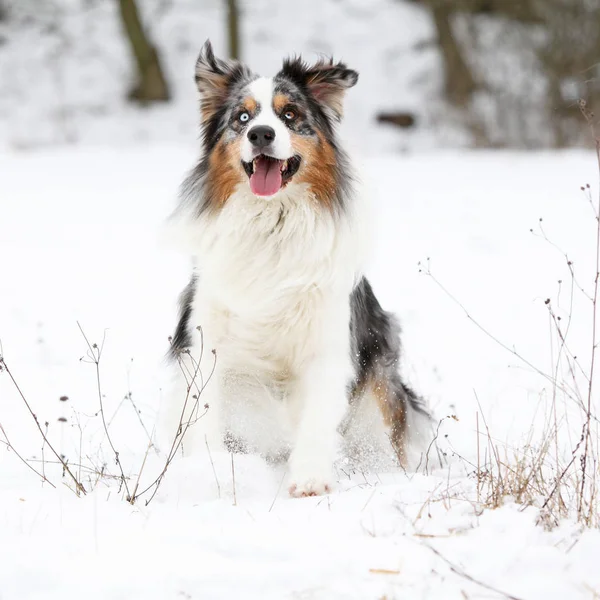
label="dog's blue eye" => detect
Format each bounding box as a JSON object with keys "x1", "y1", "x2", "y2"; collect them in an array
[{"x1": 239, "y1": 112, "x2": 250, "y2": 123}]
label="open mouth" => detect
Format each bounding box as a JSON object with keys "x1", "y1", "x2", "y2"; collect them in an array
[{"x1": 242, "y1": 155, "x2": 301, "y2": 197}]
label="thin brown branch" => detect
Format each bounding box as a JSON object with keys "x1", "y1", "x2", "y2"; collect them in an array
[
  {"x1": 133, "y1": 342, "x2": 217, "y2": 505},
  {"x1": 0, "y1": 423, "x2": 56, "y2": 489},
  {"x1": 578, "y1": 100, "x2": 600, "y2": 522},
  {"x1": 421, "y1": 542, "x2": 525, "y2": 600},
  {"x1": 77, "y1": 322, "x2": 131, "y2": 500},
  {"x1": 206, "y1": 436, "x2": 221, "y2": 499},
  {"x1": 269, "y1": 469, "x2": 287, "y2": 513},
  {"x1": 0, "y1": 356, "x2": 86, "y2": 495},
  {"x1": 231, "y1": 452, "x2": 237, "y2": 507},
  {"x1": 27, "y1": 458, "x2": 125, "y2": 481},
  {"x1": 130, "y1": 434, "x2": 154, "y2": 503},
  {"x1": 422, "y1": 260, "x2": 582, "y2": 408}
]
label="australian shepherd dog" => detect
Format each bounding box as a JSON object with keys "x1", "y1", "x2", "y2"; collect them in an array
[{"x1": 165, "y1": 41, "x2": 431, "y2": 497}]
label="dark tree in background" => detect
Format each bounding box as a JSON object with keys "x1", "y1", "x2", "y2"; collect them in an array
[
  {"x1": 226, "y1": 0, "x2": 241, "y2": 60},
  {"x1": 409, "y1": 0, "x2": 542, "y2": 108},
  {"x1": 536, "y1": 0, "x2": 600, "y2": 146},
  {"x1": 429, "y1": 2, "x2": 476, "y2": 107},
  {"x1": 401, "y1": 0, "x2": 600, "y2": 147},
  {"x1": 118, "y1": 0, "x2": 170, "y2": 104},
  {"x1": 0, "y1": 0, "x2": 596, "y2": 149}
]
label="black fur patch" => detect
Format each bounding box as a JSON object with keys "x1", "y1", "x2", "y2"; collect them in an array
[
  {"x1": 170, "y1": 275, "x2": 197, "y2": 357},
  {"x1": 350, "y1": 277, "x2": 429, "y2": 417}
]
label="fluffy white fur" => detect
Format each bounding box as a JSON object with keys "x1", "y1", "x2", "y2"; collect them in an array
[{"x1": 165, "y1": 160, "x2": 367, "y2": 496}]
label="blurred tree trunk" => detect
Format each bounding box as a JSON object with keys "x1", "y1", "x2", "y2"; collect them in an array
[
  {"x1": 409, "y1": 0, "x2": 541, "y2": 23},
  {"x1": 535, "y1": 0, "x2": 600, "y2": 146},
  {"x1": 431, "y1": 4, "x2": 476, "y2": 106},
  {"x1": 118, "y1": 0, "x2": 170, "y2": 104},
  {"x1": 407, "y1": 0, "x2": 542, "y2": 106},
  {"x1": 226, "y1": 0, "x2": 240, "y2": 60},
  {"x1": 404, "y1": 0, "x2": 597, "y2": 147}
]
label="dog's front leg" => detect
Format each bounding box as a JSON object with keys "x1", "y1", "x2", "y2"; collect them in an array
[{"x1": 288, "y1": 315, "x2": 351, "y2": 497}]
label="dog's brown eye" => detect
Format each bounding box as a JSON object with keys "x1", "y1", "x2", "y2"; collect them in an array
[{"x1": 283, "y1": 110, "x2": 296, "y2": 121}]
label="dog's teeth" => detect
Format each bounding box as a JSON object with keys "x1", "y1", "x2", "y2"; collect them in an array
[{"x1": 281, "y1": 160, "x2": 288, "y2": 172}]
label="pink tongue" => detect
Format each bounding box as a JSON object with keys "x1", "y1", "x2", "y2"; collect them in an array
[{"x1": 250, "y1": 157, "x2": 282, "y2": 196}]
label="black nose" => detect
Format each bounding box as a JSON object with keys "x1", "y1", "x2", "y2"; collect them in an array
[{"x1": 247, "y1": 125, "x2": 275, "y2": 149}]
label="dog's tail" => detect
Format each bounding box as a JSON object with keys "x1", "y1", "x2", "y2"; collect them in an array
[
  {"x1": 349, "y1": 276, "x2": 435, "y2": 471},
  {"x1": 395, "y1": 380, "x2": 437, "y2": 472}
]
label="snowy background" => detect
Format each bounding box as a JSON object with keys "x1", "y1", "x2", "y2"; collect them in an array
[
  {"x1": 1, "y1": 1, "x2": 600, "y2": 598},
  {"x1": 0, "y1": 0, "x2": 439, "y2": 152}
]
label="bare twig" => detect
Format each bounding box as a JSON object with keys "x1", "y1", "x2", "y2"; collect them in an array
[
  {"x1": 77, "y1": 322, "x2": 130, "y2": 500},
  {"x1": 133, "y1": 342, "x2": 217, "y2": 505},
  {"x1": 130, "y1": 434, "x2": 155, "y2": 503},
  {"x1": 476, "y1": 411, "x2": 480, "y2": 504},
  {"x1": 41, "y1": 420, "x2": 49, "y2": 483},
  {"x1": 231, "y1": 452, "x2": 237, "y2": 506},
  {"x1": 421, "y1": 259, "x2": 582, "y2": 408},
  {"x1": 0, "y1": 423, "x2": 56, "y2": 489},
  {"x1": 541, "y1": 427, "x2": 585, "y2": 512},
  {"x1": 578, "y1": 100, "x2": 600, "y2": 524},
  {"x1": 27, "y1": 458, "x2": 125, "y2": 482},
  {"x1": 206, "y1": 436, "x2": 221, "y2": 499},
  {"x1": 421, "y1": 542, "x2": 524, "y2": 600},
  {"x1": 269, "y1": 469, "x2": 287, "y2": 512},
  {"x1": 0, "y1": 356, "x2": 85, "y2": 495},
  {"x1": 424, "y1": 415, "x2": 453, "y2": 474}
]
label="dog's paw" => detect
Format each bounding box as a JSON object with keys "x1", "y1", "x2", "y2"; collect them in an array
[{"x1": 288, "y1": 479, "x2": 332, "y2": 498}]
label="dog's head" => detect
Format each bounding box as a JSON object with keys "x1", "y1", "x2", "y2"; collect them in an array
[{"x1": 194, "y1": 41, "x2": 358, "y2": 208}]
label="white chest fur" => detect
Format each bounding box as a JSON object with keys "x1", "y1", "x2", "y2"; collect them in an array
[
  {"x1": 189, "y1": 183, "x2": 359, "y2": 376},
  {"x1": 164, "y1": 178, "x2": 369, "y2": 498}
]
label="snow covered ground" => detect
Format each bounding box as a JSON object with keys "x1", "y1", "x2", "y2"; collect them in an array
[{"x1": 1, "y1": 146, "x2": 600, "y2": 599}]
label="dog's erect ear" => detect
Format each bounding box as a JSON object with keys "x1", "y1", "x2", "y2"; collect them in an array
[
  {"x1": 305, "y1": 60, "x2": 358, "y2": 119},
  {"x1": 195, "y1": 40, "x2": 250, "y2": 122},
  {"x1": 280, "y1": 57, "x2": 358, "y2": 120}
]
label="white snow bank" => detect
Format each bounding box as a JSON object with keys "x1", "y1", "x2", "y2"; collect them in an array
[{"x1": 0, "y1": 147, "x2": 599, "y2": 598}]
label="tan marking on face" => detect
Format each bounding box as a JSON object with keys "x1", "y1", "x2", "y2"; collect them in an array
[
  {"x1": 242, "y1": 96, "x2": 257, "y2": 114},
  {"x1": 273, "y1": 93, "x2": 290, "y2": 114},
  {"x1": 205, "y1": 137, "x2": 245, "y2": 209},
  {"x1": 291, "y1": 131, "x2": 337, "y2": 210}
]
